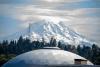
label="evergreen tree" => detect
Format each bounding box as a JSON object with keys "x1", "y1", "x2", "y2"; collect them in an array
[
  {"x1": 58, "y1": 41, "x2": 62, "y2": 48},
  {"x1": 71, "y1": 45, "x2": 77, "y2": 53},
  {"x1": 17, "y1": 36, "x2": 24, "y2": 54},
  {"x1": 82, "y1": 46, "x2": 92, "y2": 60},
  {"x1": 50, "y1": 37, "x2": 53, "y2": 47},
  {"x1": 92, "y1": 44, "x2": 99, "y2": 64},
  {"x1": 77, "y1": 45, "x2": 82, "y2": 56},
  {"x1": 50, "y1": 37, "x2": 57, "y2": 47},
  {"x1": 0, "y1": 42, "x2": 3, "y2": 54},
  {"x1": 52, "y1": 39, "x2": 57, "y2": 47}
]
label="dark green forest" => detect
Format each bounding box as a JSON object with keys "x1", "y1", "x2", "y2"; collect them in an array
[{"x1": 0, "y1": 36, "x2": 100, "y2": 66}]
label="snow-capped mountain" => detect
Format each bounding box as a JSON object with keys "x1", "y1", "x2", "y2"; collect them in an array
[
  {"x1": 0, "y1": 20, "x2": 93, "y2": 47},
  {"x1": 26, "y1": 20, "x2": 93, "y2": 47}
]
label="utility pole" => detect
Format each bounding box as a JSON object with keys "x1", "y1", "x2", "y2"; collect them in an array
[{"x1": 28, "y1": 23, "x2": 31, "y2": 40}]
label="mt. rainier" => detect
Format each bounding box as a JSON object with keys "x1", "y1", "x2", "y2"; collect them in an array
[
  {"x1": 0, "y1": 20, "x2": 93, "y2": 47},
  {"x1": 25, "y1": 20, "x2": 93, "y2": 47}
]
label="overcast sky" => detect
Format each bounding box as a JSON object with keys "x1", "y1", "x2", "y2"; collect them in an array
[{"x1": 0, "y1": 0, "x2": 100, "y2": 45}]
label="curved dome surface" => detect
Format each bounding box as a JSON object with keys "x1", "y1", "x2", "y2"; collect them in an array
[{"x1": 2, "y1": 48, "x2": 93, "y2": 67}]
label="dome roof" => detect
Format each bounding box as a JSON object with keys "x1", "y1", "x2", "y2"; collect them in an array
[{"x1": 2, "y1": 47, "x2": 93, "y2": 67}]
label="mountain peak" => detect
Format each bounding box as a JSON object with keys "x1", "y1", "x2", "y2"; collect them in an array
[
  {"x1": 0, "y1": 20, "x2": 93, "y2": 47},
  {"x1": 26, "y1": 20, "x2": 92, "y2": 47}
]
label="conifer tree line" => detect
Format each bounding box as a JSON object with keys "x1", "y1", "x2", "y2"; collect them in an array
[{"x1": 0, "y1": 36, "x2": 100, "y2": 65}]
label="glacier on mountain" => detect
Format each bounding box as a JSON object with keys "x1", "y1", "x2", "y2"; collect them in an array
[
  {"x1": 26, "y1": 20, "x2": 93, "y2": 47},
  {"x1": 0, "y1": 20, "x2": 94, "y2": 47}
]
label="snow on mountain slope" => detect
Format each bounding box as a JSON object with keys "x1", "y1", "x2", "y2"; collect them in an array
[
  {"x1": 0, "y1": 20, "x2": 93, "y2": 47},
  {"x1": 26, "y1": 20, "x2": 93, "y2": 47}
]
